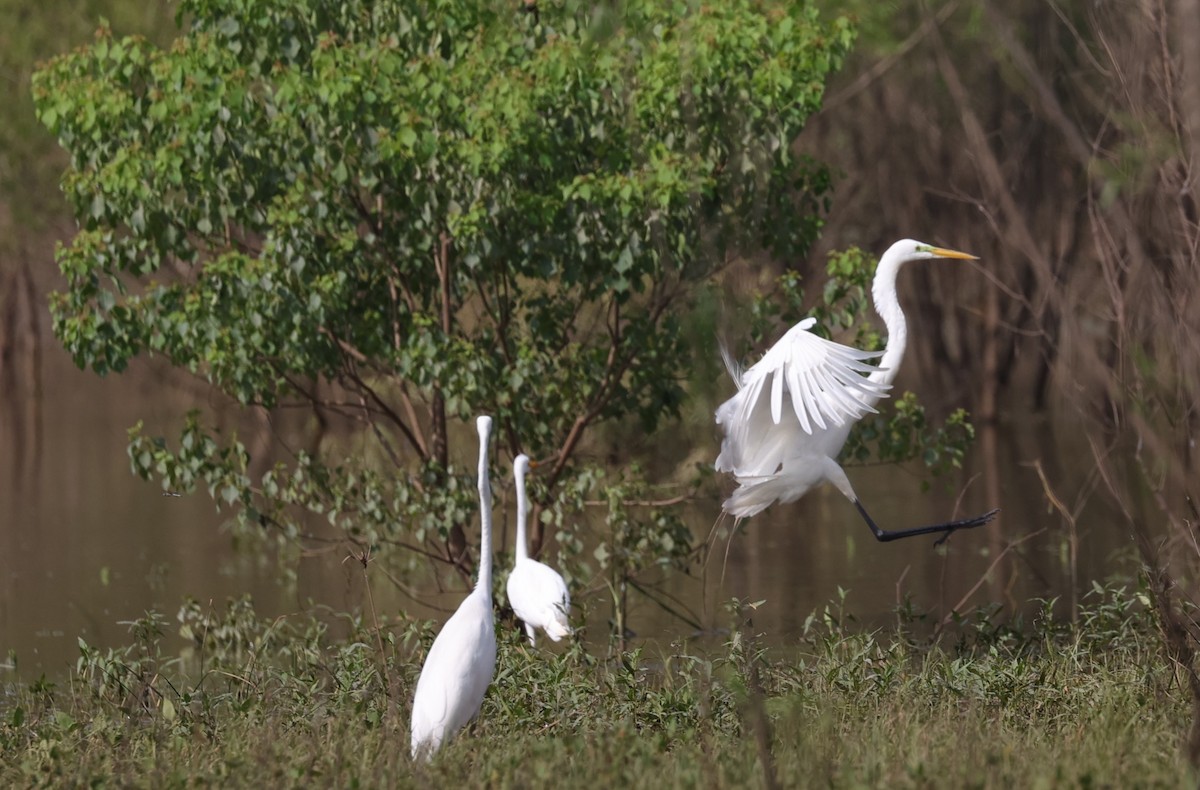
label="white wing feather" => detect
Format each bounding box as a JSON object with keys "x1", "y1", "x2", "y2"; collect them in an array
[{"x1": 715, "y1": 318, "x2": 890, "y2": 478}]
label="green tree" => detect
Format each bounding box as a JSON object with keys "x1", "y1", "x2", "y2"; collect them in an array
[{"x1": 33, "y1": 0, "x2": 853, "y2": 617}]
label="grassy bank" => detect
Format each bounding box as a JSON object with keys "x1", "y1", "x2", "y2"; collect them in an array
[{"x1": 0, "y1": 583, "x2": 1190, "y2": 788}]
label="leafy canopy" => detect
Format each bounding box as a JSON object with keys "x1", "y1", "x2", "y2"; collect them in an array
[{"x1": 34, "y1": 0, "x2": 853, "y2": 602}]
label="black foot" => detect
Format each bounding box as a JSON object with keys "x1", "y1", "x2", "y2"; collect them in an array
[
  {"x1": 932, "y1": 508, "x2": 1001, "y2": 546},
  {"x1": 855, "y1": 501, "x2": 1000, "y2": 545}
]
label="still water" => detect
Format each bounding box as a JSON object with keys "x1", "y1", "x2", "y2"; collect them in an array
[{"x1": 0, "y1": 330, "x2": 1132, "y2": 676}]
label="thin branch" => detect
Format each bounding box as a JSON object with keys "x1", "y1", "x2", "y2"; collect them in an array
[
  {"x1": 582, "y1": 492, "x2": 694, "y2": 508},
  {"x1": 358, "y1": 392, "x2": 405, "y2": 470},
  {"x1": 936, "y1": 528, "x2": 1049, "y2": 630},
  {"x1": 315, "y1": 325, "x2": 428, "y2": 462},
  {"x1": 396, "y1": 382, "x2": 429, "y2": 458},
  {"x1": 821, "y1": 1, "x2": 960, "y2": 112},
  {"x1": 343, "y1": 365, "x2": 429, "y2": 464},
  {"x1": 628, "y1": 577, "x2": 703, "y2": 631},
  {"x1": 373, "y1": 535, "x2": 457, "y2": 564}
]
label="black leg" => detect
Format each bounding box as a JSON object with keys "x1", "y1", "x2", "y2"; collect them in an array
[{"x1": 853, "y1": 500, "x2": 1000, "y2": 544}]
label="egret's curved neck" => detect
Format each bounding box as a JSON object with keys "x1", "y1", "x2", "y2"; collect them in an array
[
  {"x1": 871, "y1": 252, "x2": 908, "y2": 389},
  {"x1": 476, "y1": 434, "x2": 493, "y2": 595},
  {"x1": 514, "y1": 464, "x2": 529, "y2": 562}
]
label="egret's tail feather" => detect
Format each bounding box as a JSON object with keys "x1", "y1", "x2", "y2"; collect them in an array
[
  {"x1": 722, "y1": 473, "x2": 803, "y2": 519},
  {"x1": 543, "y1": 614, "x2": 572, "y2": 642}
]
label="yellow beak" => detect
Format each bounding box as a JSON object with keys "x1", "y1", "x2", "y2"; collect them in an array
[{"x1": 931, "y1": 246, "x2": 979, "y2": 261}]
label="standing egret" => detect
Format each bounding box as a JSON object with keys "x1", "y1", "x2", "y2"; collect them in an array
[
  {"x1": 506, "y1": 454, "x2": 572, "y2": 645},
  {"x1": 410, "y1": 415, "x2": 498, "y2": 760},
  {"x1": 715, "y1": 239, "x2": 999, "y2": 542}
]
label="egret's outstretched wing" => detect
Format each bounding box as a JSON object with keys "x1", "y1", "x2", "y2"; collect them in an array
[{"x1": 715, "y1": 318, "x2": 890, "y2": 477}]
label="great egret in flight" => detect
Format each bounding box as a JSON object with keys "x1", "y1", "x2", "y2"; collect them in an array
[
  {"x1": 715, "y1": 239, "x2": 999, "y2": 542},
  {"x1": 506, "y1": 454, "x2": 572, "y2": 645},
  {"x1": 410, "y1": 415, "x2": 498, "y2": 760}
]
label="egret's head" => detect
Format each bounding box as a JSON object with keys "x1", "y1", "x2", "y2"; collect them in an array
[
  {"x1": 892, "y1": 238, "x2": 979, "y2": 263},
  {"x1": 477, "y1": 415, "x2": 493, "y2": 437},
  {"x1": 514, "y1": 453, "x2": 532, "y2": 476}
]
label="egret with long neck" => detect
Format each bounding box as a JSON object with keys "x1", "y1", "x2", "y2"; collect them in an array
[
  {"x1": 410, "y1": 416, "x2": 498, "y2": 759},
  {"x1": 715, "y1": 239, "x2": 999, "y2": 542},
  {"x1": 506, "y1": 454, "x2": 572, "y2": 645}
]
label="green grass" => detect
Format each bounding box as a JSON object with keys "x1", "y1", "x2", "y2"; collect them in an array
[{"x1": 0, "y1": 583, "x2": 1192, "y2": 788}]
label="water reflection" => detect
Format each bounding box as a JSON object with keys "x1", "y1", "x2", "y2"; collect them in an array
[
  {"x1": 0, "y1": 333, "x2": 1135, "y2": 675},
  {"x1": 0, "y1": 344, "x2": 293, "y2": 674}
]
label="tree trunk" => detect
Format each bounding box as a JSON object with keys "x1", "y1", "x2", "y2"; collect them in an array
[{"x1": 434, "y1": 231, "x2": 469, "y2": 575}]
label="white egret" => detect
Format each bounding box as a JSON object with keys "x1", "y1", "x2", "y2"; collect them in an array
[
  {"x1": 506, "y1": 454, "x2": 572, "y2": 645},
  {"x1": 715, "y1": 239, "x2": 999, "y2": 542},
  {"x1": 410, "y1": 415, "x2": 498, "y2": 760}
]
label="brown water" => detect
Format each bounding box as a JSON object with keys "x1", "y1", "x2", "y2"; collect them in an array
[{"x1": 0, "y1": 329, "x2": 1132, "y2": 676}]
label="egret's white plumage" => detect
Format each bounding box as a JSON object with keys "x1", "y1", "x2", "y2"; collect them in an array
[
  {"x1": 410, "y1": 416, "x2": 498, "y2": 760},
  {"x1": 716, "y1": 239, "x2": 997, "y2": 540},
  {"x1": 506, "y1": 454, "x2": 572, "y2": 645},
  {"x1": 715, "y1": 316, "x2": 890, "y2": 481}
]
